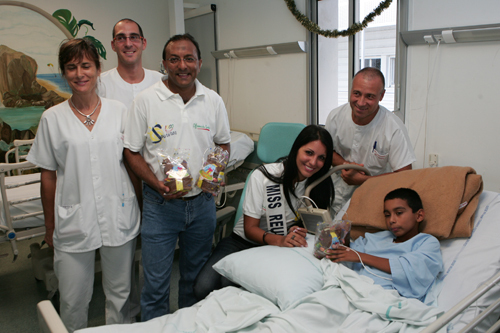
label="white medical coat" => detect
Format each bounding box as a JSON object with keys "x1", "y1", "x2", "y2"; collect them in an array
[
  {"x1": 27, "y1": 99, "x2": 140, "y2": 252},
  {"x1": 325, "y1": 104, "x2": 416, "y2": 213}
]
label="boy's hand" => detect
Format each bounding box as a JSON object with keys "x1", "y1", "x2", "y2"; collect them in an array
[{"x1": 325, "y1": 246, "x2": 360, "y2": 263}]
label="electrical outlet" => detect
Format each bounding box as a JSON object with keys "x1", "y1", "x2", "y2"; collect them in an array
[
  {"x1": 424, "y1": 35, "x2": 435, "y2": 44},
  {"x1": 433, "y1": 34, "x2": 443, "y2": 42},
  {"x1": 429, "y1": 154, "x2": 438, "y2": 167}
]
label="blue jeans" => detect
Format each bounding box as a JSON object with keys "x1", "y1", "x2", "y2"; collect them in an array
[
  {"x1": 193, "y1": 233, "x2": 258, "y2": 301},
  {"x1": 140, "y1": 184, "x2": 216, "y2": 322}
]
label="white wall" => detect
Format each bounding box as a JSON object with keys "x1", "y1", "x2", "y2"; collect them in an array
[
  {"x1": 15, "y1": 0, "x2": 499, "y2": 191},
  {"x1": 405, "y1": 0, "x2": 500, "y2": 192},
  {"x1": 11, "y1": 0, "x2": 170, "y2": 72},
  {"x1": 187, "y1": 0, "x2": 309, "y2": 134},
  {"x1": 6, "y1": 0, "x2": 308, "y2": 135},
  {"x1": 409, "y1": 0, "x2": 500, "y2": 30}
]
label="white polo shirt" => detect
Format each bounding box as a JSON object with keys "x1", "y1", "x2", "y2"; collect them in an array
[
  {"x1": 27, "y1": 99, "x2": 141, "y2": 252},
  {"x1": 98, "y1": 67, "x2": 163, "y2": 108},
  {"x1": 325, "y1": 103, "x2": 416, "y2": 213},
  {"x1": 124, "y1": 77, "x2": 231, "y2": 197}
]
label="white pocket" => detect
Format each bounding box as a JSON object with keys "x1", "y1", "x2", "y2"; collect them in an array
[
  {"x1": 117, "y1": 197, "x2": 140, "y2": 231},
  {"x1": 56, "y1": 204, "x2": 86, "y2": 242},
  {"x1": 368, "y1": 148, "x2": 389, "y2": 174}
]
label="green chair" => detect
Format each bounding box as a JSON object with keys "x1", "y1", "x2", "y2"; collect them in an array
[
  {"x1": 214, "y1": 122, "x2": 306, "y2": 244},
  {"x1": 256, "y1": 122, "x2": 307, "y2": 163}
]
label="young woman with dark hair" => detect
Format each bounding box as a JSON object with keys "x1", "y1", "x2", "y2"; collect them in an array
[{"x1": 193, "y1": 124, "x2": 335, "y2": 301}]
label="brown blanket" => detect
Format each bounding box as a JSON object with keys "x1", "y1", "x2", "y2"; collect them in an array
[{"x1": 343, "y1": 166, "x2": 483, "y2": 240}]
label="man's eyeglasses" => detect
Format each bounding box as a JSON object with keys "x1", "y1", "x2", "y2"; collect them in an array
[
  {"x1": 166, "y1": 57, "x2": 198, "y2": 64},
  {"x1": 114, "y1": 35, "x2": 143, "y2": 43}
]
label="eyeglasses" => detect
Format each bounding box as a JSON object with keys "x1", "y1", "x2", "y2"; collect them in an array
[
  {"x1": 113, "y1": 34, "x2": 143, "y2": 43},
  {"x1": 166, "y1": 57, "x2": 198, "y2": 64}
]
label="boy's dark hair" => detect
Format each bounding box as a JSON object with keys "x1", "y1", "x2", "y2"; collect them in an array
[{"x1": 384, "y1": 188, "x2": 423, "y2": 213}]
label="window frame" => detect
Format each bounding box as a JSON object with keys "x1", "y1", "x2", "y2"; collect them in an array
[{"x1": 310, "y1": 0, "x2": 408, "y2": 123}]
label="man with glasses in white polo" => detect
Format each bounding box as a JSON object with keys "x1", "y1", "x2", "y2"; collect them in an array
[
  {"x1": 123, "y1": 33, "x2": 231, "y2": 321},
  {"x1": 98, "y1": 18, "x2": 163, "y2": 322}
]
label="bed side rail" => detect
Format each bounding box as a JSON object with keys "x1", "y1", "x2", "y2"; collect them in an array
[
  {"x1": 0, "y1": 160, "x2": 42, "y2": 261},
  {"x1": 37, "y1": 300, "x2": 68, "y2": 333},
  {"x1": 421, "y1": 270, "x2": 500, "y2": 333}
]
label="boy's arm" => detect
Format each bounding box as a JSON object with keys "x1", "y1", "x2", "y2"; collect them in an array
[
  {"x1": 389, "y1": 235, "x2": 443, "y2": 300},
  {"x1": 326, "y1": 247, "x2": 391, "y2": 274}
]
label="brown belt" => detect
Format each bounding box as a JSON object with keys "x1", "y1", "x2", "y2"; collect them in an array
[{"x1": 180, "y1": 192, "x2": 203, "y2": 201}]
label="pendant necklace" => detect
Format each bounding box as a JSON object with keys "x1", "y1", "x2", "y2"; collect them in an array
[{"x1": 70, "y1": 97, "x2": 100, "y2": 126}]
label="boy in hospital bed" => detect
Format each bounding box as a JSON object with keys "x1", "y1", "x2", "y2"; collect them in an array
[{"x1": 326, "y1": 188, "x2": 443, "y2": 304}]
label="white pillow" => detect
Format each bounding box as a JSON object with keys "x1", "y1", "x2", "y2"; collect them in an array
[{"x1": 213, "y1": 235, "x2": 323, "y2": 310}]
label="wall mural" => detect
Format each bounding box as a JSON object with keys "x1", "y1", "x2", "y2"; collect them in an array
[{"x1": 0, "y1": 1, "x2": 105, "y2": 161}]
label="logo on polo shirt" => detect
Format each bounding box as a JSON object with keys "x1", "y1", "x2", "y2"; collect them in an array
[
  {"x1": 149, "y1": 124, "x2": 164, "y2": 143},
  {"x1": 193, "y1": 123, "x2": 210, "y2": 131},
  {"x1": 165, "y1": 124, "x2": 176, "y2": 137},
  {"x1": 148, "y1": 124, "x2": 177, "y2": 144}
]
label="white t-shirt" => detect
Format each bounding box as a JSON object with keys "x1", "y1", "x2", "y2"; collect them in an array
[
  {"x1": 124, "y1": 77, "x2": 231, "y2": 197},
  {"x1": 325, "y1": 103, "x2": 416, "y2": 214},
  {"x1": 98, "y1": 67, "x2": 163, "y2": 109},
  {"x1": 232, "y1": 163, "x2": 306, "y2": 244},
  {"x1": 27, "y1": 98, "x2": 140, "y2": 252}
]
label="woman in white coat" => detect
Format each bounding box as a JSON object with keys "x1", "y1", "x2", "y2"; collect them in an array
[{"x1": 27, "y1": 38, "x2": 140, "y2": 332}]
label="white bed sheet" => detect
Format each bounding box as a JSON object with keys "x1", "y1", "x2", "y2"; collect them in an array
[
  {"x1": 0, "y1": 173, "x2": 43, "y2": 229},
  {"x1": 72, "y1": 191, "x2": 500, "y2": 333},
  {"x1": 78, "y1": 261, "x2": 444, "y2": 333}
]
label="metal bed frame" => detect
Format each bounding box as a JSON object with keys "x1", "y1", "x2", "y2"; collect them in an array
[
  {"x1": 422, "y1": 271, "x2": 500, "y2": 333},
  {"x1": 0, "y1": 160, "x2": 45, "y2": 262}
]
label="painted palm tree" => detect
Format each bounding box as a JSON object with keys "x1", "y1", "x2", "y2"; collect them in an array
[{"x1": 52, "y1": 9, "x2": 107, "y2": 60}]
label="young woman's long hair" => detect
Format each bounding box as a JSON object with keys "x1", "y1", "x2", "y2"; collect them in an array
[{"x1": 258, "y1": 124, "x2": 334, "y2": 213}]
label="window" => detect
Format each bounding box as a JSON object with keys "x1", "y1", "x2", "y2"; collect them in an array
[
  {"x1": 360, "y1": 58, "x2": 381, "y2": 70},
  {"x1": 388, "y1": 56, "x2": 396, "y2": 87},
  {"x1": 317, "y1": 0, "x2": 398, "y2": 124}
]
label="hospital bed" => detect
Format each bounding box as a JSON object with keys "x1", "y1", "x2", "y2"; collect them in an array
[
  {"x1": 34, "y1": 123, "x2": 500, "y2": 333},
  {"x1": 36, "y1": 188, "x2": 500, "y2": 333},
  {"x1": 42, "y1": 125, "x2": 500, "y2": 333},
  {"x1": 35, "y1": 149, "x2": 500, "y2": 333}
]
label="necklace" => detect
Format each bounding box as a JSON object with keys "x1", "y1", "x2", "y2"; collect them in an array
[{"x1": 70, "y1": 97, "x2": 100, "y2": 126}]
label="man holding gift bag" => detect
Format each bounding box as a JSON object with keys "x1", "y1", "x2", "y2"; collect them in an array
[{"x1": 123, "y1": 33, "x2": 230, "y2": 321}]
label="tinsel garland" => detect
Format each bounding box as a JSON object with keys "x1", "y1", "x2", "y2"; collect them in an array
[{"x1": 284, "y1": 0, "x2": 393, "y2": 38}]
